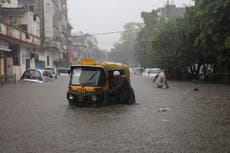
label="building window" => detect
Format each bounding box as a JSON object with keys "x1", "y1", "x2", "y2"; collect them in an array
[
  {"x1": 47, "y1": 56, "x2": 49, "y2": 66},
  {"x1": 26, "y1": 59, "x2": 30, "y2": 70},
  {"x1": 13, "y1": 57, "x2": 19, "y2": 66}
]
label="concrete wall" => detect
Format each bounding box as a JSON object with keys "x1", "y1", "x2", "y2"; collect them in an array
[
  {"x1": 0, "y1": 56, "x2": 4, "y2": 75},
  {"x1": 158, "y1": 5, "x2": 185, "y2": 18},
  {"x1": 20, "y1": 11, "x2": 40, "y2": 37},
  {"x1": 0, "y1": 0, "x2": 18, "y2": 7},
  {"x1": 20, "y1": 46, "x2": 35, "y2": 77},
  {"x1": 44, "y1": 0, "x2": 53, "y2": 38}
]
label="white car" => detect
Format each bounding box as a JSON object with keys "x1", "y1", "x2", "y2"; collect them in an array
[
  {"x1": 148, "y1": 68, "x2": 161, "y2": 78},
  {"x1": 57, "y1": 67, "x2": 70, "y2": 76},
  {"x1": 42, "y1": 67, "x2": 59, "y2": 79},
  {"x1": 20, "y1": 69, "x2": 54, "y2": 83},
  {"x1": 143, "y1": 68, "x2": 151, "y2": 77}
]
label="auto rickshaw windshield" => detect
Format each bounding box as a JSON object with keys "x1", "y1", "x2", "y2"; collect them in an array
[{"x1": 70, "y1": 67, "x2": 106, "y2": 87}]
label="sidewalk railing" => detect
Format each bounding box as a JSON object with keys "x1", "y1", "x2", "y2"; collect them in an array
[{"x1": 0, "y1": 75, "x2": 17, "y2": 85}]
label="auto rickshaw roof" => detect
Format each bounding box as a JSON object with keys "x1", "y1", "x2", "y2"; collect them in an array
[
  {"x1": 71, "y1": 59, "x2": 130, "y2": 83},
  {"x1": 72, "y1": 59, "x2": 128, "y2": 71}
]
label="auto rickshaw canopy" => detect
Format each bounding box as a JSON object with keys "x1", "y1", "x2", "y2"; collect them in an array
[{"x1": 71, "y1": 59, "x2": 130, "y2": 84}]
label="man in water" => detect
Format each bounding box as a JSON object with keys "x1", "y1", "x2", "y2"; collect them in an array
[
  {"x1": 109, "y1": 71, "x2": 135, "y2": 104},
  {"x1": 154, "y1": 69, "x2": 169, "y2": 88}
]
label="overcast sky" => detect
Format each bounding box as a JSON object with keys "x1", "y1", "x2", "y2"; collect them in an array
[{"x1": 67, "y1": 0, "x2": 194, "y2": 51}]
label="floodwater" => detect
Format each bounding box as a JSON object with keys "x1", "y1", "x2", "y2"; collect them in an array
[{"x1": 0, "y1": 75, "x2": 229, "y2": 153}]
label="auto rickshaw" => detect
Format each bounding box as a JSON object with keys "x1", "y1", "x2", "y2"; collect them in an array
[{"x1": 67, "y1": 58, "x2": 135, "y2": 106}]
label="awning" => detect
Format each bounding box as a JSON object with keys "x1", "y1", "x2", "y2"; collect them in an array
[
  {"x1": 0, "y1": 47, "x2": 11, "y2": 52},
  {"x1": 0, "y1": 7, "x2": 27, "y2": 15},
  {"x1": 0, "y1": 39, "x2": 11, "y2": 52}
]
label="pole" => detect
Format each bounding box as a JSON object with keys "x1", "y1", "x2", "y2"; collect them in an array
[{"x1": 167, "y1": 0, "x2": 169, "y2": 18}]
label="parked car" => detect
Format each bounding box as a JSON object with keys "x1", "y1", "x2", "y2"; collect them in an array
[
  {"x1": 133, "y1": 67, "x2": 144, "y2": 75},
  {"x1": 143, "y1": 68, "x2": 151, "y2": 77},
  {"x1": 20, "y1": 69, "x2": 54, "y2": 83},
  {"x1": 148, "y1": 68, "x2": 161, "y2": 78},
  {"x1": 56, "y1": 67, "x2": 70, "y2": 76},
  {"x1": 42, "y1": 67, "x2": 59, "y2": 79}
]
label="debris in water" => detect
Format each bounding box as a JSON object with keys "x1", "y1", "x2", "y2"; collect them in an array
[
  {"x1": 194, "y1": 88, "x2": 198, "y2": 91},
  {"x1": 158, "y1": 108, "x2": 170, "y2": 112}
]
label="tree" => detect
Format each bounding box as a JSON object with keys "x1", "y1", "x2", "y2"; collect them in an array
[
  {"x1": 194, "y1": 0, "x2": 230, "y2": 76},
  {"x1": 108, "y1": 22, "x2": 143, "y2": 66},
  {"x1": 178, "y1": 6, "x2": 207, "y2": 79},
  {"x1": 135, "y1": 10, "x2": 165, "y2": 67},
  {"x1": 132, "y1": 0, "x2": 230, "y2": 82},
  {"x1": 151, "y1": 20, "x2": 189, "y2": 79}
]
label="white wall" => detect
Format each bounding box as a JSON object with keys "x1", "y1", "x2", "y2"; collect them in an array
[
  {"x1": 0, "y1": 0, "x2": 18, "y2": 7},
  {"x1": 44, "y1": 0, "x2": 53, "y2": 38},
  {"x1": 20, "y1": 11, "x2": 40, "y2": 37},
  {"x1": 20, "y1": 46, "x2": 35, "y2": 73}
]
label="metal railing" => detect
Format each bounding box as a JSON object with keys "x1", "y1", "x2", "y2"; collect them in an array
[{"x1": 0, "y1": 74, "x2": 17, "y2": 85}]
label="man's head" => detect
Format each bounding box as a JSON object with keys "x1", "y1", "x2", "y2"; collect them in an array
[
  {"x1": 113, "y1": 71, "x2": 120, "y2": 76},
  {"x1": 113, "y1": 71, "x2": 121, "y2": 84}
]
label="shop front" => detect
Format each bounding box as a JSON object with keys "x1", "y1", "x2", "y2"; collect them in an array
[
  {"x1": 0, "y1": 39, "x2": 11, "y2": 76},
  {"x1": 35, "y1": 51, "x2": 46, "y2": 69}
]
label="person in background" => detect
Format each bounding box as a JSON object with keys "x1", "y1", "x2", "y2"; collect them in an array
[
  {"x1": 109, "y1": 71, "x2": 135, "y2": 104},
  {"x1": 153, "y1": 69, "x2": 169, "y2": 88}
]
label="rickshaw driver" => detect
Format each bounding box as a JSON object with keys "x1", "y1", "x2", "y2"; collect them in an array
[{"x1": 109, "y1": 71, "x2": 135, "y2": 104}]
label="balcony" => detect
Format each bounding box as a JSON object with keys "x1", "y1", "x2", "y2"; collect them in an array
[
  {"x1": 43, "y1": 40, "x2": 60, "y2": 51},
  {"x1": 0, "y1": 22, "x2": 41, "y2": 48}
]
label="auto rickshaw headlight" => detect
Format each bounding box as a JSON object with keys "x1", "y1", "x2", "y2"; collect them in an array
[
  {"x1": 68, "y1": 94, "x2": 74, "y2": 100},
  {"x1": 91, "y1": 95, "x2": 97, "y2": 101}
]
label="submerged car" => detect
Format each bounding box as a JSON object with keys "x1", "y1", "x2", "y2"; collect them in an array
[
  {"x1": 42, "y1": 67, "x2": 59, "y2": 79},
  {"x1": 20, "y1": 69, "x2": 54, "y2": 83}
]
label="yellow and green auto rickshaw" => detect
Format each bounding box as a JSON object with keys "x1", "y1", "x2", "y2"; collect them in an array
[{"x1": 67, "y1": 58, "x2": 134, "y2": 106}]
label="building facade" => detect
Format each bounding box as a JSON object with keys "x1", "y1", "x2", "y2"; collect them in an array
[
  {"x1": 0, "y1": 0, "x2": 41, "y2": 80},
  {"x1": 157, "y1": 2, "x2": 185, "y2": 19},
  {"x1": 0, "y1": 0, "x2": 72, "y2": 81},
  {"x1": 71, "y1": 32, "x2": 99, "y2": 62},
  {"x1": 42, "y1": 0, "x2": 72, "y2": 68}
]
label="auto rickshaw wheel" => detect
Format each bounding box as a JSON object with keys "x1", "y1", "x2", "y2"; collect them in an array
[
  {"x1": 123, "y1": 86, "x2": 135, "y2": 105},
  {"x1": 68, "y1": 100, "x2": 75, "y2": 107}
]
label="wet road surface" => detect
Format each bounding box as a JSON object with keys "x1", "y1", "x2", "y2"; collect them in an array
[{"x1": 0, "y1": 75, "x2": 229, "y2": 153}]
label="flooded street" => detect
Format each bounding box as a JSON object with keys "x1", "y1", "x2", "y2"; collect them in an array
[{"x1": 0, "y1": 75, "x2": 229, "y2": 153}]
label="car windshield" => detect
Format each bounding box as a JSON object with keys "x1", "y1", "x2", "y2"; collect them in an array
[
  {"x1": 23, "y1": 70, "x2": 41, "y2": 79},
  {"x1": 70, "y1": 67, "x2": 106, "y2": 86},
  {"x1": 43, "y1": 68, "x2": 55, "y2": 74}
]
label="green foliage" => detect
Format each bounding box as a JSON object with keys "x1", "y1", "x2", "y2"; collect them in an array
[
  {"x1": 225, "y1": 36, "x2": 230, "y2": 49},
  {"x1": 134, "y1": 0, "x2": 230, "y2": 80},
  {"x1": 110, "y1": 0, "x2": 230, "y2": 81},
  {"x1": 108, "y1": 22, "x2": 144, "y2": 66},
  {"x1": 193, "y1": 0, "x2": 230, "y2": 77},
  {"x1": 135, "y1": 10, "x2": 165, "y2": 67}
]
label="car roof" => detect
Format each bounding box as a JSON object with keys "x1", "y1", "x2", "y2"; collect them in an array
[
  {"x1": 25, "y1": 69, "x2": 48, "y2": 73},
  {"x1": 149, "y1": 68, "x2": 161, "y2": 70},
  {"x1": 43, "y1": 67, "x2": 56, "y2": 69}
]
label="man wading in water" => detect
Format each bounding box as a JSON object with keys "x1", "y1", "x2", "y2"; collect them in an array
[{"x1": 153, "y1": 69, "x2": 169, "y2": 88}]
